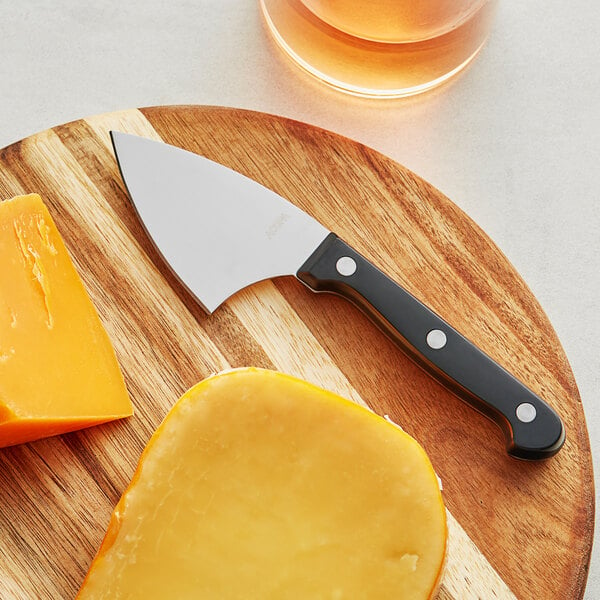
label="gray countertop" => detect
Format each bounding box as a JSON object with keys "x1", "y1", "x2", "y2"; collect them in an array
[{"x1": 1, "y1": 1, "x2": 598, "y2": 597}]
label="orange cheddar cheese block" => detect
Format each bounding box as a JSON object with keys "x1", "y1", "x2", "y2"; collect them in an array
[
  {"x1": 78, "y1": 368, "x2": 447, "y2": 599},
  {"x1": 0, "y1": 194, "x2": 132, "y2": 447}
]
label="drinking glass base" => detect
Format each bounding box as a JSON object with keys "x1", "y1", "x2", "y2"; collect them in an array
[{"x1": 260, "y1": 0, "x2": 496, "y2": 99}]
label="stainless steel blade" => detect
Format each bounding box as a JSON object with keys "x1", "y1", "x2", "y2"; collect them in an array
[{"x1": 111, "y1": 132, "x2": 330, "y2": 313}]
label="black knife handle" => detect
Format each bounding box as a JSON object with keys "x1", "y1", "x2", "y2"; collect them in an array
[{"x1": 297, "y1": 233, "x2": 565, "y2": 460}]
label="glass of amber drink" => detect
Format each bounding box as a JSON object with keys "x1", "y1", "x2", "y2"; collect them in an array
[{"x1": 260, "y1": 0, "x2": 497, "y2": 97}]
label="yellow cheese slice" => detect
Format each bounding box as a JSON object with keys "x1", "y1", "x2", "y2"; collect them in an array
[
  {"x1": 0, "y1": 193, "x2": 132, "y2": 447},
  {"x1": 78, "y1": 368, "x2": 446, "y2": 599}
]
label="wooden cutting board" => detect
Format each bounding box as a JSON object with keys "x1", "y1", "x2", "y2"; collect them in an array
[{"x1": 0, "y1": 106, "x2": 593, "y2": 599}]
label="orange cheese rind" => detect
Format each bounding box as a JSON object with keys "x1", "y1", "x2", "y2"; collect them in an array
[{"x1": 78, "y1": 368, "x2": 447, "y2": 599}]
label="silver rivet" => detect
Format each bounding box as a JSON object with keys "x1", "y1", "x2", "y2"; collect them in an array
[
  {"x1": 336, "y1": 256, "x2": 357, "y2": 277},
  {"x1": 516, "y1": 402, "x2": 537, "y2": 423},
  {"x1": 426, "y1": 329, "x2": 447, "y2": 350}
]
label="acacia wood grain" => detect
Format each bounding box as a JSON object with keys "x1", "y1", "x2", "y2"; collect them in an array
[{"x1": 0, "y1": 106, "x2": 593, "y2": 600}]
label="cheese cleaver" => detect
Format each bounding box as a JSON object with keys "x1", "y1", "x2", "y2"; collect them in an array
[{"x1": 110, "y1": 131, "x2": 565, "y2": 460}]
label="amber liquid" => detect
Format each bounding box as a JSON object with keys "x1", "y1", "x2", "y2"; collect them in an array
[
  {"x1": 260, "y1": 0, "x2": 497, "y2": 97},
  {"x1": 301, "y1": 0, "x2": 489, "y2": 43}
]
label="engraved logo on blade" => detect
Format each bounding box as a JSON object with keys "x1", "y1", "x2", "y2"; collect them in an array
[{"x1": 265, "y1": 213, "x2": 291, "y2": 240}]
